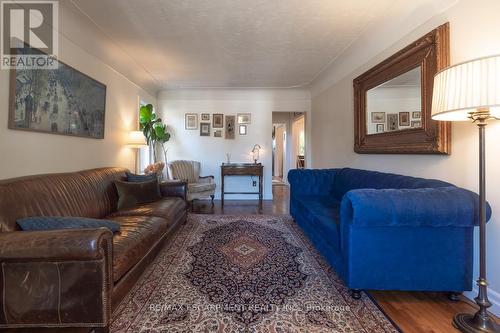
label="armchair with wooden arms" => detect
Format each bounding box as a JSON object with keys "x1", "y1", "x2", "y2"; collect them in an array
[{"x1": 167, "y1": 160, "x2": 216, "y2": 207}]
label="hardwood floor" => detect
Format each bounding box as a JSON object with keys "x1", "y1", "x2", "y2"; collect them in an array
[{"x1": 193, "y1": 184, "x2": 499, "y2": 333}]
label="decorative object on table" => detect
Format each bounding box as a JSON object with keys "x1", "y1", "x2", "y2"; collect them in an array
[
  {"x1": 226, "y1": 153, "x2": 231, "y2": 164},
  {"x1": 213, "y1": 113, "x2": 224, "y2": 128},
  {"x1": 399, "y1": 112, "x2": 410, "y2": 126},
  {"x1": 376, "y1": 124, "x2": 384, "y2": 133},
  {"x1": 354, "y1": 23, "x2": 450, "y2": 154},
  {"x1": 432, "y1": 54, "x2": 500, "y2": 333},
  {"x1": 126, "y1": 130, "x2": 147, "y2": 173},
  {"x1": 185, "y1": 113, "x2": 198, "y2": 130},
  {"x1": 225, "y1": 115, "x2": 235, "y2": 139},
  {"x1": 214, "y1": 130, "x2": 222, "y2": 137},
  {"x1": 200, "y1": 122, "x2": 211, "y2": 136},
  {"x1": 412, "y1": 111, "x2": 421, "y2": 119},
  {"x1": 144, "y1": 161, "x2": 165, "y2": 180},
  {"x1": 371, "y1": 112, "x2": 386, "y2": 123},
  {"x1": 411, "y1": 120, "x2": 421, "y2": 128},
  {"x1": 239, "y1": 124, "x2": 247, "y2": 135},
  {"x1": 8, "y1": 48, "x2": 106, "y2": 139},
  {"x1": 252, "y1": 144, "x2": 261, "y2": 164},
  {"x1": 387, "y1": 114, "x2": 399, "y2": 131},
  {"x1": 237, "y1": 113, "x2": 251, "y2": 124},
  {"x1": 167, "y1": 160, "x2": 216, "y2": 208},
  {"x1": 201, "y1": 113, "x2": 210, "y2": 121},
  {"x1": 139, "y1": 104, "x2": 171, "y2": 177}
]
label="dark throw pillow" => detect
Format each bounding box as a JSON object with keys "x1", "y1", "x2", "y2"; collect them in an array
[
  {"x1": 114, "y1": 178, "x2": 161, "y2": 210},
  {"x1": 17, "y1": 216, "x2": 121, "y2": 233},
  {"x1": 126, "y1": 172, "x2": 157, "y2": 183}
]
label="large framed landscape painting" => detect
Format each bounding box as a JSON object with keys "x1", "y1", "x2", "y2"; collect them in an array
[{"x1": 9, "y1": 53, "x2": 107, "y2": 139}]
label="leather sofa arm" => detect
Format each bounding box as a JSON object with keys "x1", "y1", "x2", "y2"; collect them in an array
[
  {"x1": 0, "y1": 228, "x2": 112, "y2": 261},
  {"x1": 340, "y1": 186, "x2": 491, "y2": 228},
  {"x1": 160, "y1": 180, "x2": 188, "y2": 200},
  {"x1": 0, "y1": 228, "x2": 113, "y2": 330}
]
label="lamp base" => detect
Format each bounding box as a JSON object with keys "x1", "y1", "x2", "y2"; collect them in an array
[{"x1": 453, "y1": 313, "x2": 500, "y2": 333}]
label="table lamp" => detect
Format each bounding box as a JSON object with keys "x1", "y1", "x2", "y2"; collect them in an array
[
  {"x1": 252, "y1": 144, "x2": 261, "y2": 164},
  {"x1": 432, "y1": 55, "x2": 500, "y2": 333},
  {"x1": 126, "y1": 130, "x2": 147, "y2": 173}
]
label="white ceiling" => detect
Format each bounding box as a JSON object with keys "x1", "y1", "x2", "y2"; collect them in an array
[{"x1": 70, "y1": 0, "x2": 397, "y2": 91}]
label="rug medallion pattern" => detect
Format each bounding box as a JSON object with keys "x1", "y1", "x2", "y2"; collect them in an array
[{"x1": 111, "y1": 214, "x2": 399, "y2": 332}]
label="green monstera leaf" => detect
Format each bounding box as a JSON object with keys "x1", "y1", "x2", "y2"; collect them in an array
[
  {"x1": 154, "y1": 123, "x2": 171, "y2": 144},
  {"x1": 139, "y1": 104, "x2": 155, "y2": 125},
  {"x1": 137, "y1": 104, "x2": 171, "y2": 152}
]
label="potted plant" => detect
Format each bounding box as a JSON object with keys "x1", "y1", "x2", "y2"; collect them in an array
[{"x1": 139, "y1": 104, "x2": 171, "y2": 177}]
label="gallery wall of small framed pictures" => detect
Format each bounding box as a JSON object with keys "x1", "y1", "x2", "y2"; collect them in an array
[
  {"x1": 184, "y1": 112, "x2": 252, "y2": 138},
  {"x1": 369, "y1": 110, "x2": 422, "y2": 134}
]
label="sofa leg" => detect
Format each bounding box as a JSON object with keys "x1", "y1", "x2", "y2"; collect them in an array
[
  {"x1": 448, "y1": 292, "x2": 462, "y2": 301},
  {"x1": 349, "y1": 289, "x2": 362, "y2": 300}
]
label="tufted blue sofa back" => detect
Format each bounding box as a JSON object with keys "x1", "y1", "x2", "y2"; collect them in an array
[{"x1": 332, "y1": 168, "x2": 453, "y2": 201}]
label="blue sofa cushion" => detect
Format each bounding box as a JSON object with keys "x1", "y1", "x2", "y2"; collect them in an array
[
  {"x1": 333, "y1": 168, "x2": 452, "y2": 201},
  {"x1": 17, "y1": 216, "x2": 121, "y2": 233},
  {"x1": 126, "y1": 172, "x2": 157, "y2": 182},
  {"x1": 292, "y1": 195, "x2": 341, "y2": 249}
]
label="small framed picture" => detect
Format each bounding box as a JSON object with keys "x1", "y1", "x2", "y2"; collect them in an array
[
  {"x1": 412, "y1": 111, "x2": 421, "y2": 119},
  {"x1": 387, "y1": 114, "x2": 399, "y2": 131},
  {"x1": 411, "y1": 120, "x2": 422, "y2": 128},
  {"x1": 399, "y1": 112, "x2": 410, "y2": 126},
  {"x1": 376, "y1": 124, "x2": 385, "y2": 133},
  {"x1": 239, "y1": 124, "x2": 247, "y2": 135},
  {"x1": 371, "y1": 112, "x2": 386, "y2": 123},
  {"x1": 185, "y1": 113, "x2": 198, "y2": 130},
  {"x1": 200, "y1": 122, "x2": 210, "y2": 136},
  {"x1": 201, "y1": 113, "x2": 210, "y2": 121},
  {"x1": 213, "y1": 113, "x2": 224, "y2": 128},
  {"x1": 214, "y1": 130, "x2": 222, "y2": 137},
  {"x1": 225, "y1": 115, "x2": 235, "y2": 139},
  {"x1": 237, "y1": 113, "x2": 251, "y2": 124}
]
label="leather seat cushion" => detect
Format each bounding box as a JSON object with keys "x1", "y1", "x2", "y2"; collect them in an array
[
  {"x1": 110, "y1": 215, "x2": 171, "y2": 282},
  {"x1": 188, "y1": 182, "x2": 216, "y2": 193},
  {"x1": 107, "y1": 197, "x2": 186, "y2": 220}
]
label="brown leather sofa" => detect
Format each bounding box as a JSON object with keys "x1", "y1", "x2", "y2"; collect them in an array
[{"x1": 0, "y1": 167, "x2": 188, "y2": 332}]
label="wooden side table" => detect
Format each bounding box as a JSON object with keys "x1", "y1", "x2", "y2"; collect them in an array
[{"x1": 221, "y1": 163, "x2": 263, "y2": 211}]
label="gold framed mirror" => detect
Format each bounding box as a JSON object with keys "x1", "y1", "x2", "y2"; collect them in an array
[{"x1": 354, "y1": 23, "x2": 451, "y2": 154}]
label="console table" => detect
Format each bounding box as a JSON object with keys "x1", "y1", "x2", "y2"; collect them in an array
[{"x1": 221, "y1": 163, "x2": 263, "y2": 210}]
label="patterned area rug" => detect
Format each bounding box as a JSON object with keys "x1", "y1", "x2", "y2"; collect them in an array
[{"x1": 111, "y1": 214, "x2": 400, "y2": 332}]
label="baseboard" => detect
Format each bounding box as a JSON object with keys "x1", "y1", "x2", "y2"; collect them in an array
[{"x1": 464, "y1": 286, "x2": 500, "y2": 317}]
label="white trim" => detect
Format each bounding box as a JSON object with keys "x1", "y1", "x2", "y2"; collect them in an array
[{"x1": 464, "y1": 286, "x2": 500, "y2": 316}]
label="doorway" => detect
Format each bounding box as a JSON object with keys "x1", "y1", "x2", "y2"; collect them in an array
[{"x1": 272, "y1": 112, "x2": 306, "y2": 186}]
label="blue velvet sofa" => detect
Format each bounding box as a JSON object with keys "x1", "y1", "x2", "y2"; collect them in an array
[{"x1": 288, "y1": 168, "x2": 490, "y2": 298}]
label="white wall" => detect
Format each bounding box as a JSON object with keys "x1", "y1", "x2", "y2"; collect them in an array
[
  {"x1": 158, "y1": 89, "x2": 310, "y2": 199},
  {"x1": 309, "y1": 0, "x2": 500, "y2": 314},
  {"x1": 0, "y1": 3, "x2": 155, "y2": 179}
]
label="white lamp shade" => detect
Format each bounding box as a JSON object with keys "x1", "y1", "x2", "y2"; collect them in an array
[
  {"x1": 432, "y1": 55, "x2": 500, "y2": 121},
  {"x1": 126, "y1": 130, "x2": 147, "y2": 148}
]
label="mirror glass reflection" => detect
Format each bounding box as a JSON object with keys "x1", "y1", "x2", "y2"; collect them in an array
[{"x1": 366, "y1": 66, "x2": 422, "y2": 135}]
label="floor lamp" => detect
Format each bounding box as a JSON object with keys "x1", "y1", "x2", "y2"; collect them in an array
[
  {"x1": 432, "y1": 55, "x2": 500, "y2": 333},
  {"x1": 127, "y1": 130, "x2": 147, "y2": 174}
]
